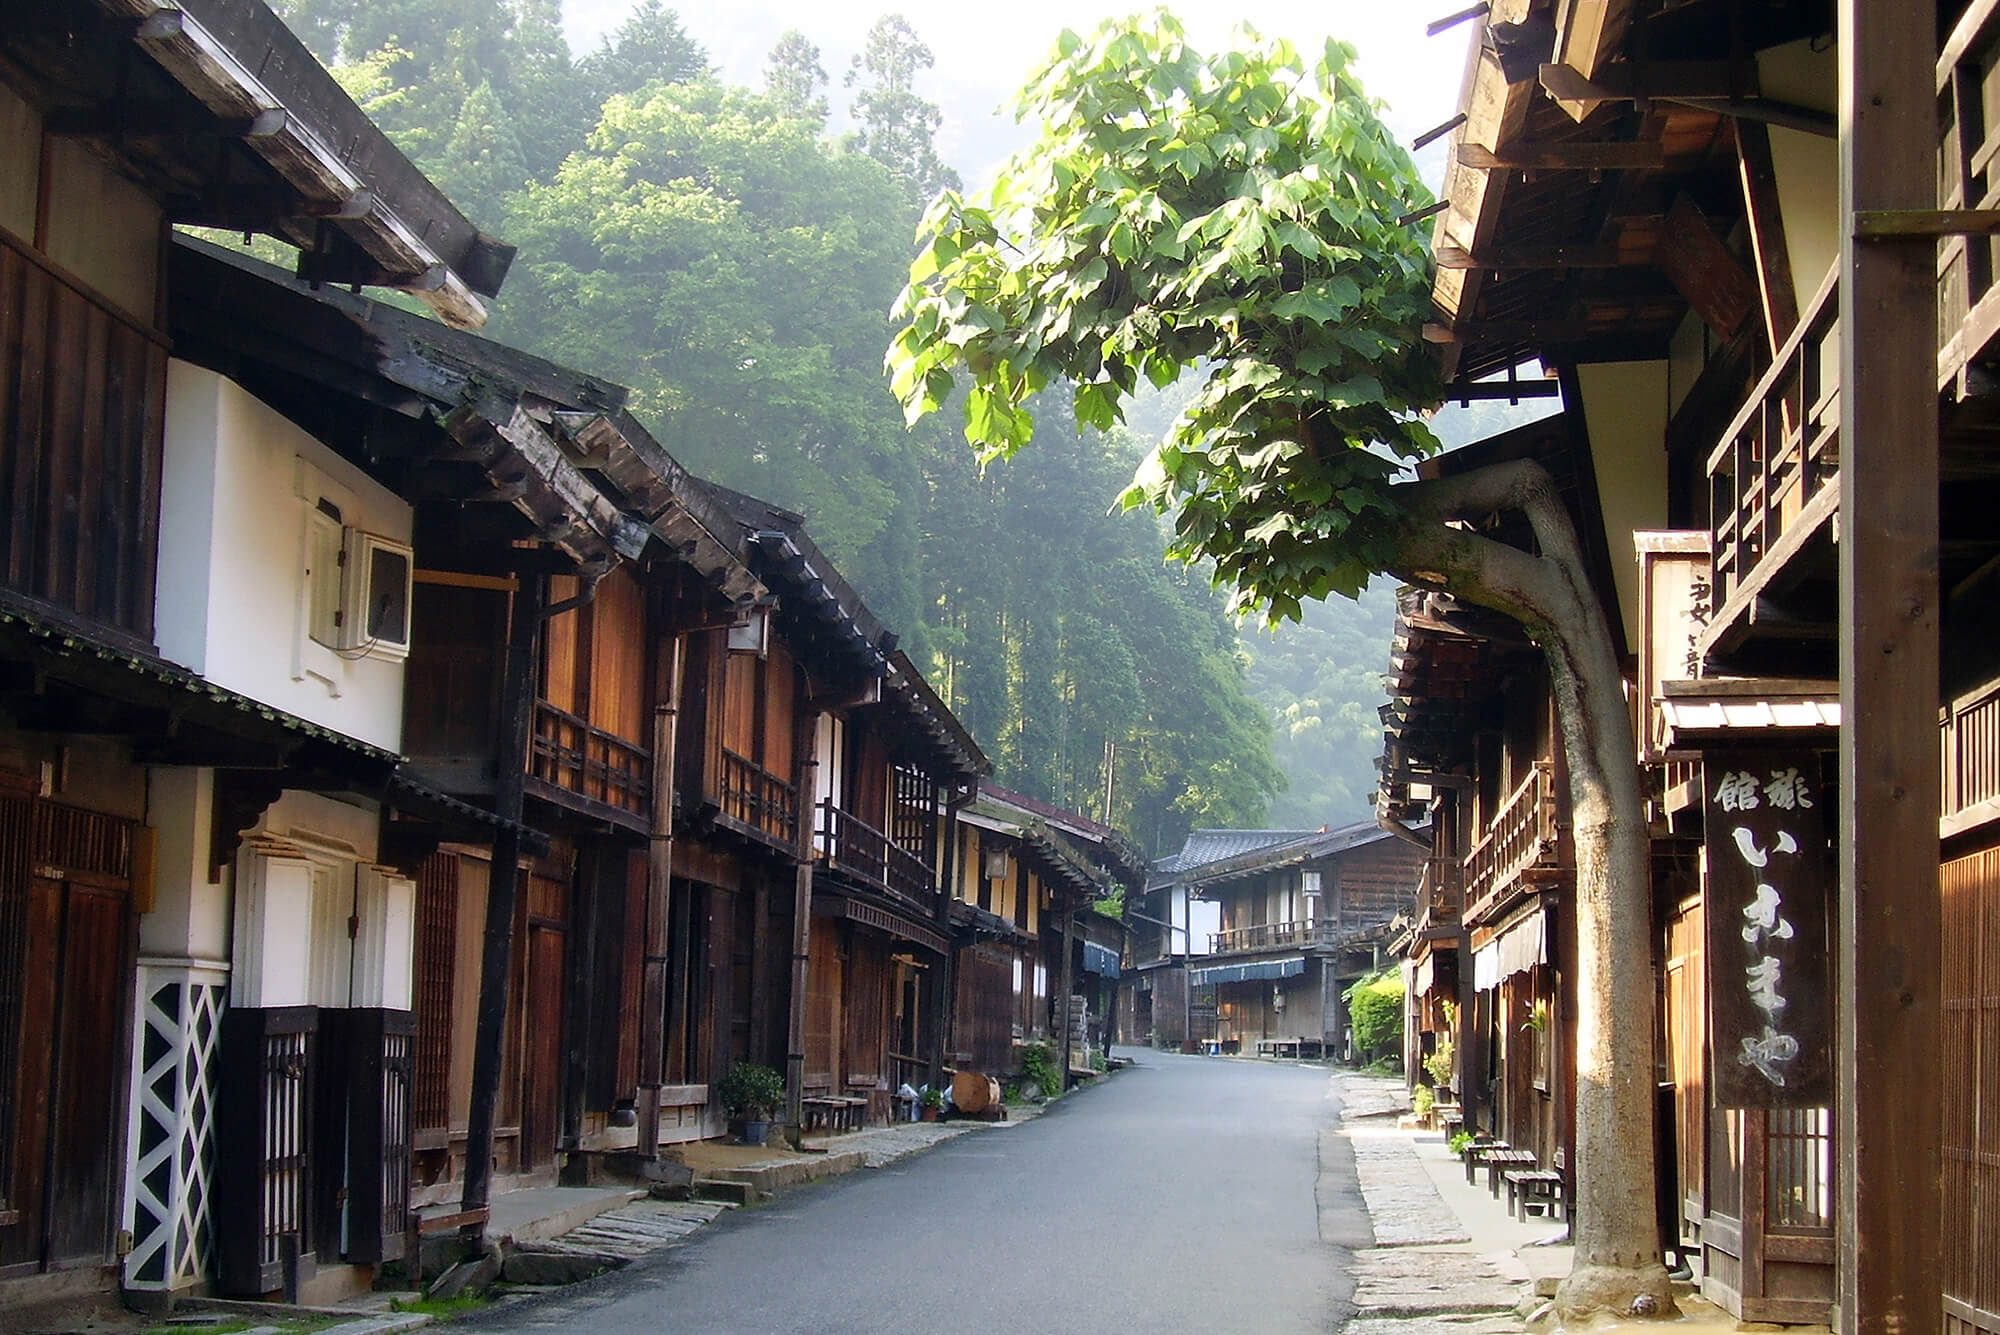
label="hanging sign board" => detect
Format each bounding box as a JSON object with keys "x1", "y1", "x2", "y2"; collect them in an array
[{"x1": 1703, "y1": 752, "x2": 1832, "y2": 1108}]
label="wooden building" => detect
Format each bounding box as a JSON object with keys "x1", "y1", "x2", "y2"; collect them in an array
[
  {"x1": 0, "y1": 0, "x2": 520, "y2": 1309},
  {"x1": 946, "y1": 784, "x2": 1144, "y2": 1084},
  {"x1": 1142, "y1": 824, "x2": 1425, "y2": 1059},
  {"x1": 1408, "y1": 0, "x2": 1989, "y2": 1325},
  {"x1": 727, "y1": 497, "x2": 989, "y2": 1123}
]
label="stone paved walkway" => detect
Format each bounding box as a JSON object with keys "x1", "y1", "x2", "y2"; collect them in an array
[
  {"x1": 534, "y1": 1198, "x2": 734, "y2": 1261},
  {"x1": 1333, "y1": 1076, "x2": 1526, "y2": 1335}
]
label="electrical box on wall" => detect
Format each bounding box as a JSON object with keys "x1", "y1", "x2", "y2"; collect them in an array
[{"x1": 306, "y1": 499, "x2": 414, "y2": 661}]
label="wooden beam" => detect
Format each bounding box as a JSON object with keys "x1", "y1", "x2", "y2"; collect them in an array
[
  {"x1": 1655, "y1": 193, "x2": 1758, "y2": 337},
  {"x1": 1853, "y1": 209, "x2": 2000, "y2": 237},
  {"x1": 43, "y1": 102, "x2": 290, "y2": 138},
  {"x1": 1539, "y1": 58, "x2": 1742, "y2": 102},
  {"x1": 1539, "y1": 61, "x2": 1838, "y2": 137},
  {"x1": 1457, "y1": 140, "x2": 1665, "y2": 170},
  {"x1": 1425, "y1": 318, "x2": 1593, "y2": 344},
  {"x1": 1736, "y1": 121, "x2": 1800, "y2": 347},
  {"x1": 167, "y1": 186, "x2": 376, "y2": 228},
  {"x1": 1435, "y1": 242, "x2": 1628, "y2": 270},
  {"x1": 1837, "y1": 0, "x2": 1942, "y2": 1331},
  {"x1": 1440, "y1": 378, "x2": 1564, "y2": 400}
]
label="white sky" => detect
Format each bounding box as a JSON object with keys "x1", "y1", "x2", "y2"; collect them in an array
[{"x1": 560, "y1": 1, "x2": 1476, "y2": 189}]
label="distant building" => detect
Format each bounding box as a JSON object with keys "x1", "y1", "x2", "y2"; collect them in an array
[{"x1": 1131, "y1": 824, "x2": 1426, "y2": 1056}]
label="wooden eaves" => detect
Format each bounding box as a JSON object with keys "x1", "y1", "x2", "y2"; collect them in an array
[
  {"x1": 168, "y1": 236, "x2": 764, "y2": 597},
  {"x1": 29, "y1": 0, "x2": 517, "y2": 327}
]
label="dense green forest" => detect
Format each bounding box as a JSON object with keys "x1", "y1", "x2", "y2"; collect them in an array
[{"x1": 261, "y1": 0, "x2": 1478, "y2": 852}]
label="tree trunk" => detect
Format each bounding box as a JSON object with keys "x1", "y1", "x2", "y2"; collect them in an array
[{"x1": 1385, "y1": 459, "x2": 1673, "y2": 1317}]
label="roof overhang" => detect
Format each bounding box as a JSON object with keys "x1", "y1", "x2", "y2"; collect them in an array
[{"x1": 89, "y1": 0, "x2": 511, "y2": 326}]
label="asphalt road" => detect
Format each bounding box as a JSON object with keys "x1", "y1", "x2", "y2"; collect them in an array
[{"x1": 460, "y1": 1049, "x2": 1369, "y2": 1335}]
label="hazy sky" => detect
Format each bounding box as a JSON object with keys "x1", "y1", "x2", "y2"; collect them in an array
[{"x1": 560, "y1": 1, "x2": 1475, "y2": 189}]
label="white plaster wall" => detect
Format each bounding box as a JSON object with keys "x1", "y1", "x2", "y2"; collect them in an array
[
  {"x1": 157, "y1": 362, "x2": 409, "y2": 751},
  {"x1": 1758, "y1": 39, "x2": 1840, "y2": 302},
  {"x1": 1575, "y1": 361, "x2": 1671, "y2": 650},
  {"x1": 1178, "y1": 887, "x2": 1220, "y2": 957},
  {"x1": 231, "y1": 790, "x2": 412, "y2": 1011},
  {"x1": 141, "y1": 767, "x2": 230, "y2": 964}
]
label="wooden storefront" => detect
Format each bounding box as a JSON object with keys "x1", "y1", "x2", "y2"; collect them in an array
[{"x1": 0, "y1": 781, "x2": 137, "y2": 1278}]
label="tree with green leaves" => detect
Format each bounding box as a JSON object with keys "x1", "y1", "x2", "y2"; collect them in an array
[
  {"x1": 576, "y1": 0, "x2": 710, "y2": 107},
  {"x1": 766, "y1": 31, "x2": 831, "y2": 127},
  {"x1": 846, "y1": 14, "x2": 960, "y2": 206},
  {"x1": 886, "y1": 15, "x2": 1671, "y2": 1317}
]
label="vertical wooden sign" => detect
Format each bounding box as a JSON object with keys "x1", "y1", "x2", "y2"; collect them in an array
[{"x1": 1703, "y1": 752, "x2": 1832, "y2": 1108}]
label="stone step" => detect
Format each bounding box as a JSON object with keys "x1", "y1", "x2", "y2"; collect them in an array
[{"x1": 692, "y1": 1177, "x2": 757, "y2": 1206}]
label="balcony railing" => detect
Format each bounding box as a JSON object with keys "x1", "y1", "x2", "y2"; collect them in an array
[
  {"x1": 816, "y1": 800, "x2": 934, "y2": 911},
  {"x1": 1940, "y1": 0, "x2": 2000, "y2": 382},
  {"x1": 1706, "y1": 272, "x2": 1841, "y2": 625},
  {"x1": 1942, "y1": 676, "x2": 2000, "y2": 834},
  {"x1": 1418, "y1": 855, "x2": 1462, "y2": 931},
  {"x1": 1463, "y1": 760, "x2": 1561, "y2": 917},
  {"x1": 0, "y1": 226, "x2": 168, "y2": 644},
  {"x1": 1208, "y1": 919, "x2": 1341, "y2": 954},
  {"x1": 717, "y1": 747, "x2": 798, "y2": 848},
  {"x1": 531, "y1": 701, "x2": 650, "y2": 817}
]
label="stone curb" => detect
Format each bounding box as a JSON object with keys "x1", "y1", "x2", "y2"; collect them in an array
[{"x1": 173, "y1": 1298, "x2": 433, "y2": 1334}]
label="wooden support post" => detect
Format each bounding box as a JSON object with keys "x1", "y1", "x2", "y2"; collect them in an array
[
  {"x1": 784, "y1": 711, "x2": 819, "y2": 1148},
  {"x1": 1736, "y1": 120, "x2": 1800, "y2": 349},
  {"x1": 927, "y1": 793, "x2": 964, "y2": 1091},
  {"x1": 562, "y1": 843, "x2": 603, "y2": 1152},
  {"x1": 1838, "y1": 0, "x2": 1942, "y2": 1328},
  {"x1": 637, "y1": 633, "x2": 683, "y2": 1156},
  {"x1": 1056, "y1": 895, "x2": 1077, "y2": 1086},
  {"x1": 461, "y1": 571, "x2": 545, "y2": 1239}
]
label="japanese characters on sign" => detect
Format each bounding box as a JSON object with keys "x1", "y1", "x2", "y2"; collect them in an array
[{"x1": 1703, "y1": 752, "x2": 1832, "y2": 1108}]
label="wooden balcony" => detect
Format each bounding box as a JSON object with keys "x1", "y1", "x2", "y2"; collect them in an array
[
  {"x1": 1414, "y1": 855, "x2": 1463, "y2": 937},
  {"x1": 815, "y1": 799, "x2": 934, "y2": 913},
  {"x1": 714, "y1": 747, "x2": 798, "y2": 850},
  {"x1": 1207, "y1": 919, "x2": 1342, "y2": 955},
  {"x1": 1942, "y1": 675, "x2": 2000, "y2": 839},
  {"x1": 1940, "y1": 0, "x2": 2000, "y2": 385},
  {"x1": 1703, "y1": 273, "x2": 1840, "y2": 668},
  {"x1": 1463, "y1": 760, "x2": 1563, "y2": 923},
  {"x1": 0, "y1": 226, "x2": 167, "y2": 645},
  {"x1": 530, "y1": 701, "x2": 650, "y2": 821}
]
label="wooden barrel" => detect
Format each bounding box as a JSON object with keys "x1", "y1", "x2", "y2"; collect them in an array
[{"x1": 952, "y1": 1070, "x2": 1001, "y2": 1114}]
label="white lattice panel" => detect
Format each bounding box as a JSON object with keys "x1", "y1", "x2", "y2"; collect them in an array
[{"x1": 124, "y1": 963, "x2": 226, "y2": 1292}]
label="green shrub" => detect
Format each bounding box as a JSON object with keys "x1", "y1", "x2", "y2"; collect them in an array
[
  {"x1": 1447, "y1": 1130, "x2": 1474, "y2": 1156},
  {"x1": 1422, "y1": 1038, "x2": 1456, "y2": 1090},
  {"x1": 1344, "y1": 969, "x2": 1405, "y2": 1058},
  {"x1": 1412, "y1": 1084, "x2": 1435, "y2": 1118},
  {"x1": 715, "y1": 1062, "x2": 785, "y2": 1119},
  {"x1": 1018, "y1": 1041, "x2": 1060, "y2": 1096}
]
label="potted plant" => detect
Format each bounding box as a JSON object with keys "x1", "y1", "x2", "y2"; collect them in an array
[
  {"x1": 716, "y1": 1062, "x2": 785, "y2": 1145},
  {"x1": 919, "y1": 1086, "x2": 944, "y2": 1122}
]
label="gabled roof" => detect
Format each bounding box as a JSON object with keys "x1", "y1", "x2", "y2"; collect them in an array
[
  {"x1": 710, "y1": 487, "x2": 986, "y2": 784},
  {"x1": 1155, "y1": 820, "x2": 1415, "y2": 892},
  {"x1": 6, "y1": 0, "x2": 511, "y2": 326},
  {"x1": 1153, "y1": 829, "x2": 1318, "y2": 877},
  {"x1": 972, "y1": 782, "x2": 1149, "y2": 888}
]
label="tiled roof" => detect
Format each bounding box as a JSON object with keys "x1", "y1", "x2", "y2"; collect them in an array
[{"x1": 1153, "y1": 828, "x2": 1320, "y2": 876}]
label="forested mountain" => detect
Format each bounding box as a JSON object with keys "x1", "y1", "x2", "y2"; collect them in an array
[{"x1": 260, "y1": 0, "x2": 1438, "y2": 852}]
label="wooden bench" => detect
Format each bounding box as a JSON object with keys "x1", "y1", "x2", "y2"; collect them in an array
[
  {"x1": 1504, "y1": 1149, "x2": 1566, "y2": 1221},
  {"x1": 1480, "y1": 1147, "x2": 1537, "y2": 1197},
  {"x1": 801, "y1": 1073, "x2": 868, "y2": 1132},
  {"x1": 1462, "y1": 1138, "x2": 1508, "y2": 1185}
]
